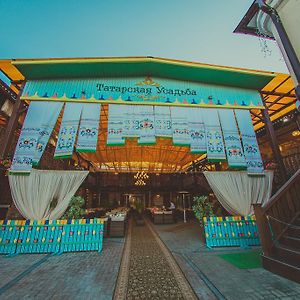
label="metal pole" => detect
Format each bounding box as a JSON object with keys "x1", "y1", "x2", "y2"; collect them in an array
[{"x1": 183, "y1": 194, "x2": 186, "y2": 223}]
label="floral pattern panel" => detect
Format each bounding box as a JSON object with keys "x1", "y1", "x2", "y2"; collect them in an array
[
  {"x1": 218, "y1": 109, "x2": 247, "y2": 169},
  {"x1": 107, "y1": 104, "x2": 125, "y2": 146},
  {"x1": 76, "y1": 103, "x2": 101, "y2": 152},
  {"x1": 188, "y1": 108, "x2": 206, "y2": 154},
  {"x1": 11, "y1": 101, "x2": 45, "y2": 173},
  {"x1": 170, "y1": 107, "x2": 190, "y2": 146},
  {"x1": 235, "y1": 109, "x2": 264, "y2": 174},
  {"x1": 123, "y1": 105, "x2": 140, "y2": 138},
  {"x1": 202, "y1": 108, "x2": 226, "y2": 161},
  {"x1": 33, "y1": 102, "x2": 64, "y2": 165},
  {"x1": 154, "y1": 106, "x2": 172, "y2": 138},
  {"x1": 54, "y1": 103, "x2": 83, "y2": 158},
  {"x1": 137, "y1": 105, "x2": 156, "y2": 145}
]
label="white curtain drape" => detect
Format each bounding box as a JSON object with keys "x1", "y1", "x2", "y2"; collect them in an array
[
  {"x1": 9, "y1": 170, "x2": 88, "y2": 220},
  {"x1": 204, "y1": 171, "x2": 273, "y2": 216}
]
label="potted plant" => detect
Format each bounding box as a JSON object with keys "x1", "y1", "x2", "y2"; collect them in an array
[
  {"x1": 62, "y1": 196, "x2": 85, "y2": 219},
  {"x1": 192, "y1": 195, "x2": 214, "y2": 227}
]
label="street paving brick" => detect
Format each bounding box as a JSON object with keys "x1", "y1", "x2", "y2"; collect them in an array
[
  {"x1": 153, "y1": 220, "x2": 300, "y2": 300},
  {"x1": 1, "y1": 219, "x2": 300, "y2": 300},
  {"x1": 0, "y1": 253, "x2": 46, "y2": 287},
  {"x1": 0, "y1": 238, "x2": 124, "y2": 300}
]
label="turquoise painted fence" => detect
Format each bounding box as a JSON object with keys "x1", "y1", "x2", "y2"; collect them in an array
[
  {"x1": 203, "y1": 216, "x2": 260, "y2": 248},
  {"x1": 0, "y1": 219, "x2": 104, "y2": 255}
]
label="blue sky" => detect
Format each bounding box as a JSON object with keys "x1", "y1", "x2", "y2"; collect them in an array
[{"x1": 0, "y1": 0, "x2": 287, "y2": 73}]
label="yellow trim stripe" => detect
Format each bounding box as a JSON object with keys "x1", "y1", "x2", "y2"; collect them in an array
[{"x1": 21, "y1": 96, "x2": 265, "y2": 110}]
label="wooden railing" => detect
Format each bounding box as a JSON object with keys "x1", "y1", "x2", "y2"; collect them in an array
[{"x1": 254, "y1": 168, "x2": 300, "y2": 256}]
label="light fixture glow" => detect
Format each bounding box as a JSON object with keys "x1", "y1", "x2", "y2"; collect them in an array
[
  {"x1": 134, "y1": 171, "x2": 148, "y2": 185},
  {"x1": 134, "y1": 179, "x2": 146, "y2": 186},
  {"x1": 292, "y1": 130, "x2": 300, "y2": 137},
  {"x1": 282, "y1": 116, "x2": 289, "y2": 123},
  {"x1": 134, "y1": 171, "x2": 149, "y2": 180}
]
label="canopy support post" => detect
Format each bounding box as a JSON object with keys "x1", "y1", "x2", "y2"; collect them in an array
[
  {"x1": 0, "y1": 81, "x2": 25, "y2": 159},
  {"x1": 261, "y1": 98, "x2": 288, "y2": 183}
]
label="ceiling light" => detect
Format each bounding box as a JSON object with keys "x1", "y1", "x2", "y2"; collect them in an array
[
  {"x1": 134, "y1": 179, "x2": 146, "y2": 186},
  {"x1": 292, "y1": 130, "x2": 300, "y2": 137},
  {"x1": 282, "y1": 116, "x2": 289, "y2": 123},
  {"x1": 134, "y1": 171, "x2": 149, "y2": 180}
]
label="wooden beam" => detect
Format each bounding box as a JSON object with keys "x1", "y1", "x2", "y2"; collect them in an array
[
  {"x1": 254, "y1": 89, "x2": 296, "y2": 127},
  {"x1": 250, "y1": 111, "x2": 263, "y2": 121},
  {"x1": 262, "y1": 76, "x2": 291, "y2": 97},
  {"x1": 0, "y1": 81, "x2": 25, "y2": 158},
  {"x1": 261, "y1": 89, "x2": 296, "y2": 98},
  {"x1": 262, "y1": 91, "x2": 295, "y2": 98},
  {"x1": 270, "y1": 99, "x2": 296, "y2": 112},
  {"x1": 267, "y1": 88, "x2": 295, "y2": 110},
  {"x1": 261, "y1": 94, "x2": 288, "y2": 183}
]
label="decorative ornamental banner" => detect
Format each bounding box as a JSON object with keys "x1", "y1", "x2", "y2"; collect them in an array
[
  {"x1": 76, "y1": 103, "x2": 101, "y2": 152},
  {"x1": 33, "y1": 102, "x2": 64, "y2": 165},
  {"x1": 137, "y1": 105, "x2": 156, "y2": 145},
  {"x1": 235, "y1": 109, "x2": 264, "y2": 174},
  {"x1": 188, "y1": 108, "x2": 206, "y2": 154},
  {"x1": 107, "y1": 104, "x2": 125, "y2": 146},
  {"x1": 218, "y1": 109, "x2": 247, "y2": 169},
  {"x1": 154, "y1": 106, "x2": 172, "y2": 137},
  {"x1": 123, "y1": 105, "x2": 139, "y2": 137},
  {"x1": 22, "y1": 76, "x2": 264, "y2": 109},
  {"x1": 202, "y1": 108, "x2": 226, "y2": 161},
  {"x1": 11, "y1": 102, "x2": 44, "y2": 172},
  {"x1": 11, "y1": 101, "x2": 265, "y2": 174},
  {"x1": 170, "y1": 107, "x2": 190, "y2": 146},
  {"x1": 54, "y1": 103, "x2": 83, "y2": 158}
]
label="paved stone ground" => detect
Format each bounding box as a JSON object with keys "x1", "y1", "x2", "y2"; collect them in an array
[
  {"x1": 152, "y1": 219, "x2": 300, "y2": 300},
  {"x1": 0, "y1": 238, "x2": 124, "y2": 300},
  {"x1": 1, "y1": 219, "x2": 300, "y2": 300}
]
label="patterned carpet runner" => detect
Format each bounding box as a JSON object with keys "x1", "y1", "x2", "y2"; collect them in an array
[{"x1": 113, "y1": 219, "x2": 197, "y2": 300}]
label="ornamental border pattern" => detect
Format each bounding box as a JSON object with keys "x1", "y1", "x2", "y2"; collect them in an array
[{"x1": 113, "y1": 220, "x2": 132, "y2": 300}]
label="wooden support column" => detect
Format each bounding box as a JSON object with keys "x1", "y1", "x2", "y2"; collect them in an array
[
  {"x1": 261, "y1": 101, "x2": 288, "y2": 182},
  {"x1": 215, "y1": 162, "x2": 221, "y2": 171},
  {"x1": 0, "y1": 82, "x2": 25, "y2": 159}
]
